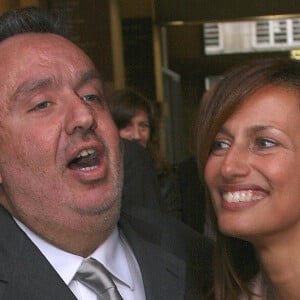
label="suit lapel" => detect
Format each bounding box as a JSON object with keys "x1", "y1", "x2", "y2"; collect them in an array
[
  {"x1": 0, "y1": 206, "x2": 76, "y2": 300},
  {"x1": 119, "y1": 209, "x2": 186, "y2": 300}
]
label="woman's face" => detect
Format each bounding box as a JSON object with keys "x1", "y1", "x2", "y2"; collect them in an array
[
  {"x1": 204, "y1": 85, "x2": 300, "y2": 244},
  {"x1": 119, "y1": 110, "x2": 151, "y2": 147}
]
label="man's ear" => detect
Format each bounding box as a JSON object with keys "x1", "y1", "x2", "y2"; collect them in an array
[{"x1": 0, "y1": 174, "x2": 3, "y2": 184}]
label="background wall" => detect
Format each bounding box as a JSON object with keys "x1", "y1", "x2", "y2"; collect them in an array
[
  {"x1": 119, "y1": 0, "x2": 152, "y2": 18},
  {"x1": 154, "y1": 0, "x2": 300, "y2": 24}
]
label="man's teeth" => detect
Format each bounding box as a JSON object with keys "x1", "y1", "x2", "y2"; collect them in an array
[
  {"x1": 223, "y1": 191, "x2": 264, "y2": 203},
  {"x1": 80, "y1": 166, "x2": 98, "y2": 171},
  {"x1": 76, "y1": 149, "x2": 95, "y2": 159},
  {"x1": 75, "y1": 149, "x2": 98, "y2": 171}
]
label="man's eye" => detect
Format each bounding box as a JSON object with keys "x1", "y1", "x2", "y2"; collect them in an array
[
  {"x1": 32, "y1": 101, "x2": 51, "y2": 111},
  {"x1": 81, "y1": 94, "x2": 100, "y2": 102}
]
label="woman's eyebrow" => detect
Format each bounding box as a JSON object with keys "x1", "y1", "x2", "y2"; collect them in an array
[
  {"x1": 218, "y1": 126, "x2": 233, "y2": 138},
  {"x1": 219, "y1": 125, "x2": 276, "y2": 137},
  {"x1": 246, "y1": 125, "x2": 277, "y2": 135}
]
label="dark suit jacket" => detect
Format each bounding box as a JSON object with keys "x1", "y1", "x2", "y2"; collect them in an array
[
  {"x1": 0, "y1": 205, "x2": 213, "y2": 299},
  {"x1": 122, "y1": 139, "x2": 162, "y2": 211},
  {"x1": 174, "y1": 156, "x2": 206, "y2": 233}
]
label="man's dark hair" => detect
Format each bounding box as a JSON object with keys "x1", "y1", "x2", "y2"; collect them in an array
[{"x1": 0, "y1": 6, "x2": 68, "y2": 42}]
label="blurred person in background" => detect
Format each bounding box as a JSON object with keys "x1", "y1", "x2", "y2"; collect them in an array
[
  {"x1": 109, "y1": 88, "x2": 153, "y2": 148},
  {"x1": 108, "y1": 88, "x2": 182, "y2": 219}
]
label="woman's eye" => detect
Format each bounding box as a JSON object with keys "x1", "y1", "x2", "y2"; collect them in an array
[
  {"x1": 122, "y1": 126, "x2": 132, "y2": 133},
  {"x1": 81, "y1": 94, "x2": 100, "y2": 102},
  {"x1": 139, "y1": 122, "x2": 150, "y2": 129},
  {"x1": 211, "y1": 140, "x2": 230, "y2": 153},
  {"x1": 256, "y1": 138, "x2": 276, "y2": 148}
]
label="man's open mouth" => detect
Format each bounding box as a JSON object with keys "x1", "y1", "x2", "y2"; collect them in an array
[{"x1": 68, "y1": 148, "x2": 100, "y2": 171}]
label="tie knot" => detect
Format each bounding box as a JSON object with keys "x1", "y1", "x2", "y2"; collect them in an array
[{"x1": 74, "y1": 258, "x2": 123, "y2": 300}]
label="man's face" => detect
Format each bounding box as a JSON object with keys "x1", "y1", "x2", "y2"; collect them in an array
[{"x1": 0, "y1": 33, "x2": 122, "y2": 239}]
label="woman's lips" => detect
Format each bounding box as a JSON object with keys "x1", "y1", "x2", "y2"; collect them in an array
[{"x1": 218, "y1": 185, "x2": 269, "y2": 209}]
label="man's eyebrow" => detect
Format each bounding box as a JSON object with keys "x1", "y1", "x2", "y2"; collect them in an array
[
  {"x1": 13, "y1": 77, "x2": 56, "y2": 99},
  {"x1": 12, "y1": 69, "x2": 102, "y2": 101},
  {"x1": 76, "y1": 69, "x2": 103, "y2": 89}
]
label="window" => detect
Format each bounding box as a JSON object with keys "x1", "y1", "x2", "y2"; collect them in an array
[
  {"x1": 203, "y1": 17, "x2": 300, "y2": 55},
  {"x1": 203, "y1": 23, "x2": 223, "y2": 54},
  {"x1": 253, "y1": 18, "x2": 300, "y2": 49}
]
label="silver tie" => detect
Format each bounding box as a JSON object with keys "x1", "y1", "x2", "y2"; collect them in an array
[{"x1": 74, "y1": 257, "x2": 123, "y2": 300}]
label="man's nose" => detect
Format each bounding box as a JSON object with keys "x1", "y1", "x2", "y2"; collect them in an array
[{"x1": 65, "y1": 95, "x2": 97, "y2": 135}]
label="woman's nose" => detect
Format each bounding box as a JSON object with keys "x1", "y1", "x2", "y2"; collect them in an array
[
  {"x1": 220, "y1": 145, "x2": 251, "y2": 180},
  {"x1": 132, "y1": 127, "x2": 141, "y2": 140}
]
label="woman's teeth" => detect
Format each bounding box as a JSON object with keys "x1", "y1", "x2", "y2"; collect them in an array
[{"x1": 223, "y1": 191, "x2": 264, "y2": 203}]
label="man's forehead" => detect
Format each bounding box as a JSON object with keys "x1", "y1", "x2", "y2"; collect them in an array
[
  {"x1": 0, "y1": 33, "x2": 102, "y2": 97},
  {"x1": 0, "y1": 32, "x2": 95, "y2": 72}
]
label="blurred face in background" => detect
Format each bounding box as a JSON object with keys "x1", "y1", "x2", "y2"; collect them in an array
[{"x1": 119, "y1": 110, "x2": 151, "y2": 147}]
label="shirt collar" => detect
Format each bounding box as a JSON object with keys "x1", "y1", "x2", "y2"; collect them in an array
[{"x1": 14, "y1": 219, "x2": 133, "y2": 289}]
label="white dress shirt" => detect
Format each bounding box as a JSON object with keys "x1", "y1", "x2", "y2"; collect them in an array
[{"x1": 15, "y1": 219, "x2": 146, "y2": 300}]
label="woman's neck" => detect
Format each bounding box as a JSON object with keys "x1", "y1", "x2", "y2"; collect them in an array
[{"x1": 255, "y1": 230, "x2": 300, "y2": 300}]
